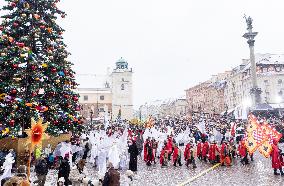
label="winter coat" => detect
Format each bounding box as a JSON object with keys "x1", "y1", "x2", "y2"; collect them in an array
[
  {"x1": 58, "y1": 159, "x2": 70, "y2": 178},
  {"x1": 102, "y1": 167, "x2": 120, "y2": 186},
  {"x1": 69, "y1": 168, "x2": 82, "y2": 185}
]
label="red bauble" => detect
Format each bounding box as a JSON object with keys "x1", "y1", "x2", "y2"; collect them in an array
[
  {"x1": 11, "y1": 2, "x2": 16, "y2": 7},
  {"x1": 13, "y1": 22, "x2": 18, "y2": 27},
  {"x1": 32, "y1": 92, "x2": 37, "y2": 97},
  {"x1": 61, "y1": 14, "x2": 65, "y2": 18},
  {"x1": 51, "y1": 68, "x2": 57, "y2": 73},
  {"x1": 67, "y1": 120, "x2": 71, "y2": 124},
  {"x1": 31, "y1": 65, "x2": 36, "y2": 70},
  {"x1": 40, "y1": 25, "x2": 45, "y2": 29},
  {"x1": 75, "y1": 107, "x2": 80, "y2": 111},
  {"x1": 17, "y1": 42, "x2": 25, "y2": 47},
  {"x1": 12, "y1": 64, "x2": 18, "y2": 68},
  {"x1": 11, "y1": 89, "x2": 17, "y2": 94},
  {"x1": 64, "y1": 94, "x2": 69, "y2": 98},
  {"x1": 9, "y1": 120, "x2": 15, "y2": 126},
  {"x1": 54, "y1": 120, "x2": 59, "y2": 125},
  {"x1": 73, "y1": 96, "x2": 78, "y2": 101},
  {"x1": 0, "y1": 26, "x2": 3, "y2": 30}
]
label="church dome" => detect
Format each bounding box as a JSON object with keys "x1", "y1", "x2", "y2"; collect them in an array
[{"x1": 116, "y1": 57, "x2": 128, "y2": 69}]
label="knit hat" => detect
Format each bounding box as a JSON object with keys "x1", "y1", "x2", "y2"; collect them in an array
[{"x1": 58, "y1": 177, "x2": 65, "y2": 183}]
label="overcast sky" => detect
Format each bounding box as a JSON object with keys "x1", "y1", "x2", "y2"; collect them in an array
[{"x1": 1, "y1": 0, "x2": 284, "y2": 108}]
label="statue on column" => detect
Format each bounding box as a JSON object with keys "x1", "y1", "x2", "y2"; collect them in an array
[{"x1": 244, "y1": 14, "x2": 253, "y2": 30}]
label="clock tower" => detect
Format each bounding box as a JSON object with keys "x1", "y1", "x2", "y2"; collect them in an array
[{"x1": 111, "y1": 57, "x2": 133, "y2": 120}]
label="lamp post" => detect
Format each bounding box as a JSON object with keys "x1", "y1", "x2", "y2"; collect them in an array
[
  {"x1": 243, "y1": 15, "x2": 262, "y2": 107},
  {"x1": 276, "y1": 96, "x2": 282, "y2": 117},
  {"x1": 90, "y1": 110, "x2": 93, "y2": 125}
]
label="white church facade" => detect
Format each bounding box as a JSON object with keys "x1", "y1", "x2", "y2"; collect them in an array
[{"x1": 77, "y1": 57, "x2": 134, "y2": 121}]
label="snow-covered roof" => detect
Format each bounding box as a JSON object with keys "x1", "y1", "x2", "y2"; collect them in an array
[
  {"x1": 76, "y1": 74, "x2": 110, "y2": 89},
  {"x1": 256, "y1": 53, "x2": 284, "y2": 65},
  {"x1": 233, "y1": 53, "x2": 284, "y2": 74}
]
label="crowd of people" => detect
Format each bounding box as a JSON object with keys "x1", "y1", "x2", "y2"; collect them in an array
[{"x1": 0, "y1": 113, "x2": 284, "y2": 185}]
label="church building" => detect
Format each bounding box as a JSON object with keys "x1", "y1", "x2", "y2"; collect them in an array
[{"x1": 76, "y1": 57, "x2": 134, "y2": 121}]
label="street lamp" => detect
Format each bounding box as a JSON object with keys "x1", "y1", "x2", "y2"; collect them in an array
[
  {"x1": 275, "y1": 95, "x2": 282, "y2": 116},
  {"x1": 90, "y1": 110, "x2": 94, "y2": 125}
]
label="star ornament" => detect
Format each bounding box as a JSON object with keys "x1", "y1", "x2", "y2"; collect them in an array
[{"x1": 26, "y1": 117, "x2": 49, "y2": 149}]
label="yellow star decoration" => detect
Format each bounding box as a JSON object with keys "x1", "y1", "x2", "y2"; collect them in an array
[
  {"x1": 25, "y1": 117, "x2": 49, "y2": 181},
  {"x1": 25, "y1": 117, "x2": 49, "y2": 150},
  {"x1": 0, "y1": 93, "x2": 6, "y2": 100}
]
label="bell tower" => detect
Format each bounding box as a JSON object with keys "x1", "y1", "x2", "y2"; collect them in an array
[{"x1": 111, "y1": 57, "x2": 133, "y2": 120}]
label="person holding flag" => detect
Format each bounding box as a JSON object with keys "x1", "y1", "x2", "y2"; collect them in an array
[{"x1": 271, "y1": 139, "x2": 284, "y2": 175}]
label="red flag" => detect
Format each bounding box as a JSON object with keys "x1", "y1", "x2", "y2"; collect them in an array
[{"x1": 231, "y1": 122, "x2": 236, "y2": 136}]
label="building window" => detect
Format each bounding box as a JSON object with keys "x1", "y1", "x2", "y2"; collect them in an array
[
  {"x1": 122, "y1": 78, "x2": 124, "y2": 82},
  {"x1": 84, "y1": 95, "x2": 88, "y2": 101},
  {"x1": 99, "y1": 108, "x2": 104, "y2": 112},
  {"x1": 278, "y1": 79, "x2": 282, "y2": 84},
  {"x1": 100, "y1": 95, "x2": 104, "y2": 100},
  {"x1": 279, "y1": 91, "x2": 283, "y2": 96},
  {"x1": 121, "y1": 84, "x2": 125, "y2": 90}
]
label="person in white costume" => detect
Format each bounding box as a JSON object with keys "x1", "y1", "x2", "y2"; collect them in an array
[
  {"x1": 97, "y1": 148, "x2": 107, "y2": 177},
  {"x1": 0, "y1": 151, "x2": 15, "y2": 183},
  {"x1": 108, "y1": 141, "x2": 120, "y2": 169}
]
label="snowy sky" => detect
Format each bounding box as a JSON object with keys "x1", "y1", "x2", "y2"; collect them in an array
[{"x1": 1, "y1": 0, "x2": 284, "y2": 109}]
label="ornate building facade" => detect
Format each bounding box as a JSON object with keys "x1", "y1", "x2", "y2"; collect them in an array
[
  {"x1": 225, "y1": 54, "x2": 284, "y2": 118},
  {"x1": 185, "y1": 72, "x2": 229, "y2": 115},
  {"x1": 77, "y1": 57, "x2": 134, "y2": 120}
]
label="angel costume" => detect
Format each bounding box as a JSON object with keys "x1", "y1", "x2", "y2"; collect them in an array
[
  {"x1": 108, "y1": 143, "x2": 120, "y2": 169},
  {"x1": 0, "y1": 152, "x2": 15, "y2": 183},
  {"x1": 97, "y1": 148, "x2": 107, "y2": 176}
]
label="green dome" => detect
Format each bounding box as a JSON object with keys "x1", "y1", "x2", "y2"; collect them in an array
[{"x1": 116, "y1": 57, "x2": 128, "y2": 69}]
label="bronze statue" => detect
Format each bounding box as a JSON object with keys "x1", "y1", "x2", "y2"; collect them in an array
[{"x1": 244, "y1": 14, "x2": 253, "y2": 30}]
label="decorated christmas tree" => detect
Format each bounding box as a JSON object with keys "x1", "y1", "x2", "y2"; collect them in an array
[{"x1": 0, "y1": 0, "x2": 83, "y2": 138}]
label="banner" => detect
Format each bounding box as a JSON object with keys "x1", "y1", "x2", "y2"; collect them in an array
[{"x1": 245, "y1": 114, "x2": 282, "y2": 158}]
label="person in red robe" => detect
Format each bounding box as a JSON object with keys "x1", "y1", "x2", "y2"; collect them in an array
[
  {"x1": 197, "y1": 140, "x2": 202, "y2": 160},
  {"x1": 185, "y1": 144, "x2": 197, "y2": 168},
  {"x1": 238, "y1": 141, "x2": 248, "y2": 165},
  {"x1": 143, "y1": 138, "x2": 150, "y2": 162},
  {"x1": 208, "y1": 141, "x2": 219, "y2": 164},
  {"x1": 172, "y1": 143, "x2": 182, "y2": 166},
  {"x1": 271, "y1": 140, "x2": 284, "y2": 175},
  {"x1": 160, "y1": 146, "x2": 168, "y2": 167},
  {"x1": 220, "y1": 141, "x2": 231, "y2": 166},
  {"x1": 202, "y1": 140, "x2": 209, "y2": 162},
  {"x1": 145, "y1": 139, "x2": 154, "y2": 166},
  {"x1": 184, "y1": 142, "x2": 191, "y2": 161},
  {"x1": 167, "y1": 136, "x2": 173, "y2": 160}
]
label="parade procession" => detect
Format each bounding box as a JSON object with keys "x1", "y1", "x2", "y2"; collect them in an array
[{"x1": 1, "y1": 0, "x2": 284, "y2": 185}]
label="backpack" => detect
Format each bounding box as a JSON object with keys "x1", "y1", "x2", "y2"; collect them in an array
[{"x1": 36, "y1": 159, "x2": 48, "y2": 175}]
